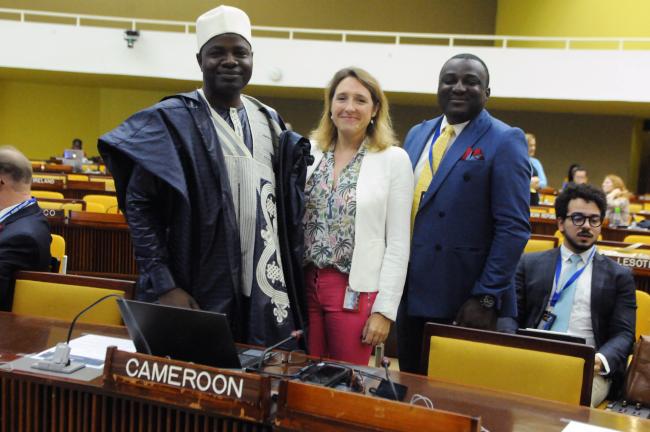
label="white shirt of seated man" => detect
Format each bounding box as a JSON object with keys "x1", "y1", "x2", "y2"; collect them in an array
[{"x1": 555, "y1": 197, "x2": 611, "y2": 407}]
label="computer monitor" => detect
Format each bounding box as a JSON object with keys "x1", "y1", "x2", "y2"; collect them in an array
[
  {"x1": 117, "y1": 299, "x2": 259, "y2": 368},
  {"x1": 518, "y1": 328, "x2": 587, "y2": 344}
]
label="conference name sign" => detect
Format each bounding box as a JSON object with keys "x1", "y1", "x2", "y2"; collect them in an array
[
  {"x1": 42, "y1": 208, "x2": 64, "y2": 218},
  {"x1": 102, "y1": 347, "x2": 269, "y2": 419},
  {"x1": 612, "y1": 256, "x2": 650, "y2": 269},
  {"x1": 124, "y1": 357, "x2": 244, "y2": 398},
  {"x1": 33, "y1": 177, "x2": 55, "y2": 184}
]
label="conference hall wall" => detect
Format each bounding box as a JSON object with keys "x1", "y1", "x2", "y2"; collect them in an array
[
  {"x1": 497, "y1": 0, "x2": 650, "y2": 40},
  {"x1": 0, "y1": 77, "x2": 636, "y2": 192},
  {"x1": 0, "y1": 0, "x2": 497, "y2": 34},
  {"x1": 0, "y1": 79, "x2": 167, "y2": 159}
]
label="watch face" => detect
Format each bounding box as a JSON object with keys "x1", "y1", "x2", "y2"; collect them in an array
[{"x1": 479, "y1": 295, "x2": 495, "y2": 308}]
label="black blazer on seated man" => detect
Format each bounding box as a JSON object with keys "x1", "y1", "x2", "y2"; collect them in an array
[
  {"x1": 516, "y1": 248, "x2": 636, "y2": 392},
  {"x1": 0, "y1": 203, "x2": 51, "y2": 310}
]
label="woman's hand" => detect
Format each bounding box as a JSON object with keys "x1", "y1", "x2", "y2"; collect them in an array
[{"x1": 362, "y1": 313, "x2": 392, "y2": 346}]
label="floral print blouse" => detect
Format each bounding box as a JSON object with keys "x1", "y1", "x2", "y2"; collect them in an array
[{"x1": 303, "y1": 145, "x2": 367, "y2": 274}]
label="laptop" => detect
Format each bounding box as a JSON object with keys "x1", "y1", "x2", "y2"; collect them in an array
[
  {"x1": 517, "y1": 328, "x2": 587, "y2": 344},
  {"x1": 117, "y1": 298, "x2": 261, "y2": 369},
  {"x1": 62, "y1": 149, "x2": 84, "y2": 172}
]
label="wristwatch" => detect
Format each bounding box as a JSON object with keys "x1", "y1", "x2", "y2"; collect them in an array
[{"x1": 477, "y1": 295, "x2": 496, "y2": 309}]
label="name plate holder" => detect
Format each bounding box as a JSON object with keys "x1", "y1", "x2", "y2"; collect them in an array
[
  {"x1": 102, "y1": 347, "x2": 271, "y2": 423},
  {"x1": 275, "y1": 380, "x2": 481, "y2": 432},
  {"x1": 613, "y1": 255, "x2": 650, "y2": 270},
  {"x1": 42, "y1": 208, "x2": 65, "y2": 220},
  {"x1": 32, "y1": 178, "x2": 65, "y2": 190}
]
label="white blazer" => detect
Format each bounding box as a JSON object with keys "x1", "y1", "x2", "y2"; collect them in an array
[{"x1": 306, "y1": 144, "x2": 414, "y2": 321}]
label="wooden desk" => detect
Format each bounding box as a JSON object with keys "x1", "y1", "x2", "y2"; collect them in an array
[
  {"x1": 31, "y1": 163, "x2": 72, "y2": 173},
  {"x1": 531, "y1": 217, "x2": 650, "y2": 243},
  {"x1": 530, "y1": 216, "x2": 559, "y2": 236},
  {"x1": 594, "y1": 241, "x2": 650, "y2": 293},
  {"x1": 48, "y1": 212, "x2": 137, "y2": 277},
  {"x1": 601, "y1": 226, "x2": 649, "y2": 242},
  {"x1": 33, "y1": 180, "x2": 115, "y2": 199},
  {"x1": 0, "y1": 313, "x2": 268, "y2": 432},
  {"x1": 0, "y1": 313, "x2": 647, "y2": 432}
]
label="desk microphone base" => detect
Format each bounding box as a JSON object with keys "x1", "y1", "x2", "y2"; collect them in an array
[
  {"x1": 30, "y1": 342, "x2": 86, "y2": 374},
  {"x1": 31, "y1": 360, "x2": 85, "y2": 374}
]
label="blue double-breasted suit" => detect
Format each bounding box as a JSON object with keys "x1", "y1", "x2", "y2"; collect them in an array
[{"x1": 397, "y1": 109, "x2": 530, "y2": 371}]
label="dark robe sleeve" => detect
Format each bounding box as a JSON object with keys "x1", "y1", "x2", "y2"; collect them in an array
[{"x1": 125, "y1": 165, "x2": 178, "y2": 299}]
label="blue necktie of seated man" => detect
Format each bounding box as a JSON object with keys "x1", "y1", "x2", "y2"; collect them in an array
[{"x1": 550, "y1": 254, "x2": 582, "y2": 333}]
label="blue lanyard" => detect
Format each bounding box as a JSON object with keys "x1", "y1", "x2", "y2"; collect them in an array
[
  {"x1": 427, "y1": 126, "x2": 442, "y2": 172},
  {"x1": 0, "y1": 197, "x2": 36, "y2": 223},
  {"x1": 549, "y1": 248, "x2": 596, "y2": 308}
]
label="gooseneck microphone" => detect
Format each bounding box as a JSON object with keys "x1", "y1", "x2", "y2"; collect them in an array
[
  {"x1": 257, "y1": 329, "x2": 303, "y2": 369},
  {"x1": 381, "y1": 357, "x2": 400, "y2": 401},
  {"x1": 32, "y1": 294, "x2": 123, "y2": 374}
]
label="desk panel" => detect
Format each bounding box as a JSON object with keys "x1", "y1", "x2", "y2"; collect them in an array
[
  {"x1": 0, "y1": 313, "x2": 646, "y2": 432},
  {"x1": 49, "y1": 218, "x2": 137, "y2": 277},
  {"x1": 0, "y1": 314, "x2": 267, "y2": 432}
]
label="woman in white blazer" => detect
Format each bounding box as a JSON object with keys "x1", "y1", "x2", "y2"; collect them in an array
[{"x1": 303, "y1": 67, "x2": 414, "y2": 364}]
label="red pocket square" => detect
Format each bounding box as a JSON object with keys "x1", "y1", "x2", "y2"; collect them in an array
[
  {"x1": 471, "y1": 148, "x2": 484, "y2": 160},
  {"x1": 461, "y1": 147, "x2": 472, "y2": 160}
]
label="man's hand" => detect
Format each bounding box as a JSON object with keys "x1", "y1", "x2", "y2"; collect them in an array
[
  {"x1": 158, "y1": 288, "x2": 200, "y2": 309},
  {"x1": 454, "y1": 297, "x2": 497, "y2": 330},
  {"x1": 594, "y1": 355, "x2": 603, "y2": 374},
  {"x1": 362, "y1": 313, "x2": 392, "y2": 346}
]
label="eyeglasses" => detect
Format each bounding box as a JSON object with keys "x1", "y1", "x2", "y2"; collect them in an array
[{"x1": 566, "y1": 213, "x2": 602, "y2": 227}]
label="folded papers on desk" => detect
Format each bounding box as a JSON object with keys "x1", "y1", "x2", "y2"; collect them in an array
[{"x1": 31, "y1": 334, "x2": 135, "y2": 369}]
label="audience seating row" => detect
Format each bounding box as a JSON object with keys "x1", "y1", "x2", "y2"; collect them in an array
[
  {"x1": 32, "y1": 174, "x2": 115, "y2": 200},
  {"x1": 33, "y1": 192, "x2": 120, "y2": 214},
  {"x1": 31, "y1": 161, "x2": 105, "y2": 174}
]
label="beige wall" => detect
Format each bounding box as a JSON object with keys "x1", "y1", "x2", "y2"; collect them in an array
[
  {"x1": 0, "y1": 0, "x2": 497, "y2": 34},
  {"x1": 267, "y1": 96, "x2": 637, "y2": 191},
  {"x1": 492, "y1": 110, "x2": 636, "y2": 191},
  {"x1": 0, "y1": 75, "x2": 634, "y2": 191},
  {"x1": 496, "y1": 0, "x2": 650, "y2": 37},
  {"x1": 0, "y1": 79, "x2": 168, "y2": 159}
]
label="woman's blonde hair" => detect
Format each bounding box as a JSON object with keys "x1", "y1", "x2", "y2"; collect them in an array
[
  {"x1": 605, "y1": 174, "x2": 632, "y2": 198},
  {"x1": 311, "y1": 67, "x2": 397, "y2": 152}
]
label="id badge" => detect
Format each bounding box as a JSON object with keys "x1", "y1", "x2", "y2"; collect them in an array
[
  {"x1": 342, "y1": 285, "x2": 360, "y2": 311},
  {"x1": 537, "y1": 310, "x2": 557, "y2": 330}
]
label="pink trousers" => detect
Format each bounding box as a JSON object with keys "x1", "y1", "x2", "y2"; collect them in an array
[{"x1": 305, "y1": 265, "x2": 378, "y2": 365}]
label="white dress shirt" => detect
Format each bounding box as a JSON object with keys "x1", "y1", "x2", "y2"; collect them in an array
[
  {"x1": 413, "y1": 116, "x2": 470, "y2": 181},
  {"x1": 559, "y1": 244, "x2": 610, "y2": 374}
]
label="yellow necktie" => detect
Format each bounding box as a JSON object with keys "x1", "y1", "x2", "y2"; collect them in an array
[{"x1": 411, "y1": 125, "x2": 455, "y2": 231}]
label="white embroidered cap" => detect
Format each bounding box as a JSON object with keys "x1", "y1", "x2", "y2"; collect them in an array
[{"x1": 196, "y1": 5, "x2": 252, "y2": 52}]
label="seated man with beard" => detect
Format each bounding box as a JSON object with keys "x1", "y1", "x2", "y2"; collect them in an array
[{"x1": 514, "y1": 184, "x2": 636, "y2": 406}]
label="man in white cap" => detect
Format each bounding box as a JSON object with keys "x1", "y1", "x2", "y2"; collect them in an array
[{"x1": 98, "y1": 5, "x2": 309, "y2": 346}]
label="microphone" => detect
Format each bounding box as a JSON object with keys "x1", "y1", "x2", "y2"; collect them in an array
[
  {"x1": 257, "y1": 329, "x2": 303, "y2": 369},
  {"x1": 381, "y1": 357, "x2": 400, "y2": 401},
  {"x1": 32, "y1": 294, "x2": 123, "y2": 374}
]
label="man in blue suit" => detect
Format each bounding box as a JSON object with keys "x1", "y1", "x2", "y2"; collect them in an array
[{"x1": 397, "y1": 53, "x2": 530, "y2": 373}]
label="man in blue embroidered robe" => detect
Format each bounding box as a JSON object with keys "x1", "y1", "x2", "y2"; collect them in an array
[{"x1": 98, "y1": 6, "x2": 308, "y2": 346}]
